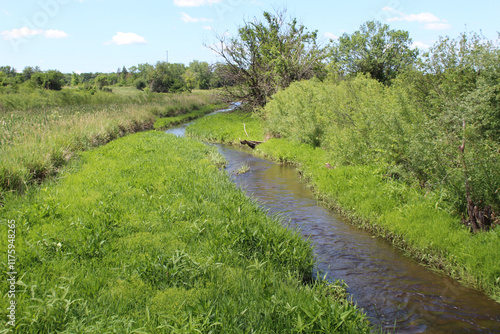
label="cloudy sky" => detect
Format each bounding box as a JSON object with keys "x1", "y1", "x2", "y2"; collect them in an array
[{"x1": 1, "y1": 0, "x2": 498, "y2": 73}]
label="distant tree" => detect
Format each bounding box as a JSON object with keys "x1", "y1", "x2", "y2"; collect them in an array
[
  {"x1": 182, "y1": 69, "x2": 197, "y2": 92},
  {"x1": 209, "y1": 9, "x2": 326, "y2": 109},
  {"x1": 45, "y1": 70, "x2": 65, "y2": 90},
  {"x1": 71, "y1": 72, "x2": 80, "y2": 86},
  {"x1": 0, "y1": 72, "x2": 7, "y2": 86},
  {"x1": 120, "y1": 65, "x2": 128, "y2": 85},
  {"x1": 80, "y1": 73, "x2": 94, "y2": 83},
  {"x1": 149, "y1": 62, "x2": 172, "y2": 92},
  {"x1": 188, "y1": 60, "x2": 212, "y2": 89},
  {"x1": 22, "y1": 66, "x2": 41, "y2": 82},
  {"x1": 29, "y1": 70, "x2": 65, "y2": 90},
  {"x1": 134, "y1": 78, "x2": 147, "y2": 90},
  {"x1": 0, "y1": 66, "x2": 17, "y2": 77},
  {"x1": 94, "y1": 74, "x2": 108, "y2": 90},
  {"x1": 331, "y1": 21, "x2": 418, "y2": 85},
  {"x1": 107, "y1": 73, "x2": 118, "y2": 85}
]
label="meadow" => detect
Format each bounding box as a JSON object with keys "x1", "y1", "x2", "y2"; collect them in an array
[
  {"x1": 0, "y1": 131, "x2": 370, "y2": 332},
  {"x1": 0, "y1": 87, "x2": 220, "y2": 197},
  {"x1": 186, "y1": 106, "x2": 500, "y2": 302}
]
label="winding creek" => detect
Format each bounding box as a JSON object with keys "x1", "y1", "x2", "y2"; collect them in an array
[{"x1": 166, "y1": 110, "x2": 500, "y2": 333}]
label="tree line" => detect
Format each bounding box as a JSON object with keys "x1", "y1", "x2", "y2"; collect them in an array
[{"x1": 0, "y1": 60, "x2": 229, "y2": 93}]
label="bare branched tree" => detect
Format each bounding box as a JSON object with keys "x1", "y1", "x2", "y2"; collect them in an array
[{"x1": 207, "y1": 9, "x2": 326, "y2": 110}]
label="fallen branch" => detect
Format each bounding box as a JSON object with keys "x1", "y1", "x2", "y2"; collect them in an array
[{"x1": 239, "y1": 138, "x2": 264, "y2": 149}]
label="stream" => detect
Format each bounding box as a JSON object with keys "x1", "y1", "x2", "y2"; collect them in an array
[{"x1": 166, "y1": 110, "x2": 500, "y2": 333}]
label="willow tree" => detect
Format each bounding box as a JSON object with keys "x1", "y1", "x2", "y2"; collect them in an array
[{"x1": 209, "y1": 10, "x2": 326, "y2": 110}]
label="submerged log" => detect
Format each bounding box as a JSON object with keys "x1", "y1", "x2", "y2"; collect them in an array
[{"x1": 239, "y1": 139, "x2": 264, "y2": 149}]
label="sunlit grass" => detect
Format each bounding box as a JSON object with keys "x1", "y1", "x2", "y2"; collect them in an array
[
  {"x1": 0, "y1": 131, "x2": 370, "y2": 332},
  {"x1": 186, "y1": 110, "x2": 265, "y2": 143}
]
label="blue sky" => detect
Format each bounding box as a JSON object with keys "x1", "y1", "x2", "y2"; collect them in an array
[{"x1": 1, "y1": 0, "x2": 499, "y2": 73}]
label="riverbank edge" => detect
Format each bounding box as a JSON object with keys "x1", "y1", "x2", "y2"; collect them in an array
[
  {"x1": 185, "y1": 119, "x2": 500, "y2": 303},
  {"x1": 153, "y1": 103, "x2": 227, "y2": 130}
]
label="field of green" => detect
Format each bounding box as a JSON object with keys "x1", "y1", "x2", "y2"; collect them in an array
[
  {"x1": 186, "y1": 104, "x2": 500, "y2": 302},
  {"x1": 0, "y1": 87, "x2": 220, "y2": 197},
  {"x1": 0, "y1": 131, "x2": 370, "y2": 332}
]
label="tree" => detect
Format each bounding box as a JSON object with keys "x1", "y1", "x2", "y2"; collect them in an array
[
  {"x1": 209, "y1": 9, "x2": 326, "y2": 110},
  {"x1": 94, "y1": 74, "x2": 108, "y2": 90},
  {"x1": 0, "y1": 66, "x2": 16, "y2": 77},
  {"x1": 331, "y1": 21, "x2": 418, "y2": 85},
  {"x1": 189, "y1": 60, "x2": 212, "y2": 89},
  {"x1": 22, "y1": 66, "x2": 41, "y2": 82},
  {"x1": 71, "y1": 72, "x2": 80, "y2": 86},
  {"x1": 29, "y1": 70, "x2": 65, "y2": 90}
]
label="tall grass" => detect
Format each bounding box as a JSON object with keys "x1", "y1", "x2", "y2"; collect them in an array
[
  {"x1": 0, "y1": 132, "x2": 370, "y2": 332},
  {"x1": 185, "y1": 109, "x2": 500, "y2": 302},
  {"x1": 0, "y1": 89, "x2": 219, "y2": 196}
]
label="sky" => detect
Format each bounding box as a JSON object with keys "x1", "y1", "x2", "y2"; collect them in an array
[{"x1": 1, "y1": 0, "x2": 499, "y2": 74}]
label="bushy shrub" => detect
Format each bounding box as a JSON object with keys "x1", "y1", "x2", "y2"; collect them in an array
[{"x1": 134, "y1": 78, "x2": 146, "y2": 90}]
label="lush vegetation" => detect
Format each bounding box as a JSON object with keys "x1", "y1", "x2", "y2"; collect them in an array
[
  {"x1": 0, "y1": 131, "x2": 370, "y2": 332},
  {"x1": 153, "y1": 103, "x2": 226, "y2": 130},
  {"x1": 186, "y1": 99, "x2": 500, "y2": 302},
  {"x1": 0, "y1": 88, "x2": 219, "y2": 197},
  {"x1": 186, "y1": 29, "x2": 500, "y2": 299},
  {"x1": 186, "y1": 110, "x2": 265, "y2": 143}
]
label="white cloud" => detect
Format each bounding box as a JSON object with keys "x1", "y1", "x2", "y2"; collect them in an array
[
  {"x1": 324, "y1": 32, "x2": 339, "y2": 40},
  {"x1": 2, "y1": 27, "x2": 69, "y2": 40},
  {"x1": 105, "y1": 32, "x2": 147, "y2": 45},
  {"x1": 181, "y1": 12, "x2": 213, "y2": 23},
  {"x1": 383, "y1": 7, "x2": 440, "y2": 23},
  {"x1": 424, "y1": 22, "x2": 452, "y2": 30},
  {"x1": 2, "y1": 27, "x2": 42, "y2": 40},
  {"x1": 203, "y1": 25, "x2": 213, "y2": 30},
  {"x1": 411, "y1": 41, "x2": 430, "y2": 49},
  {"x1": 44, "y1": 29, "x2": 68, "y2": 39},
  {"x1": 174, "y1": 0, "x2": 223, "y2": 7},
  {"x1": 382, "y1": 7, "x2": 451, "y2": 30}
]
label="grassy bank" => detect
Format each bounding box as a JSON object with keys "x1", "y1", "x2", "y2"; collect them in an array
[
  {"x1": 0, "y1": 89, "x2": 219, "y2": 196},
  {"x1": 153, "y1": 103, "x2": 226, "y2": 130},
  {"x1": 185, "y1": 110, "x2": 265, "y2": 143},
  {"x1": 186, "y1": 111, "x2": 500, "y2": 302},
  {"x1": 0, "y1": 131, "x2": 370, "y2": 332}
]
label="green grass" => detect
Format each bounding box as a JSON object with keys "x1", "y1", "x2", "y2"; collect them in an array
[
  {"x1": 186, "y1": 110, "x2": 265, "y2": 143},
  {"x1": 153, "y1": 104, "x2": 226, "y2": 130},
  {"x1": 0, "y1": 131, "x2": 370, "y2": 333},
  {"x1": 0, "y1": 89, "x2": 219, "y2": 196},
  {"x1": 186, "y1": 111, "x2": 500, "y2": 302}
]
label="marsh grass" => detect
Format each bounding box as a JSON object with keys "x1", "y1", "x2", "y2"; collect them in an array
[
  {"x1": 0, "y1": 90, "x2": 218, "y2": 196},
  {"x1": 186, "y1": 111, "x2": 500, "y2": 302},
  {"x1": 0, "y1": 131, "x2": 370, "y2": 332}
]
